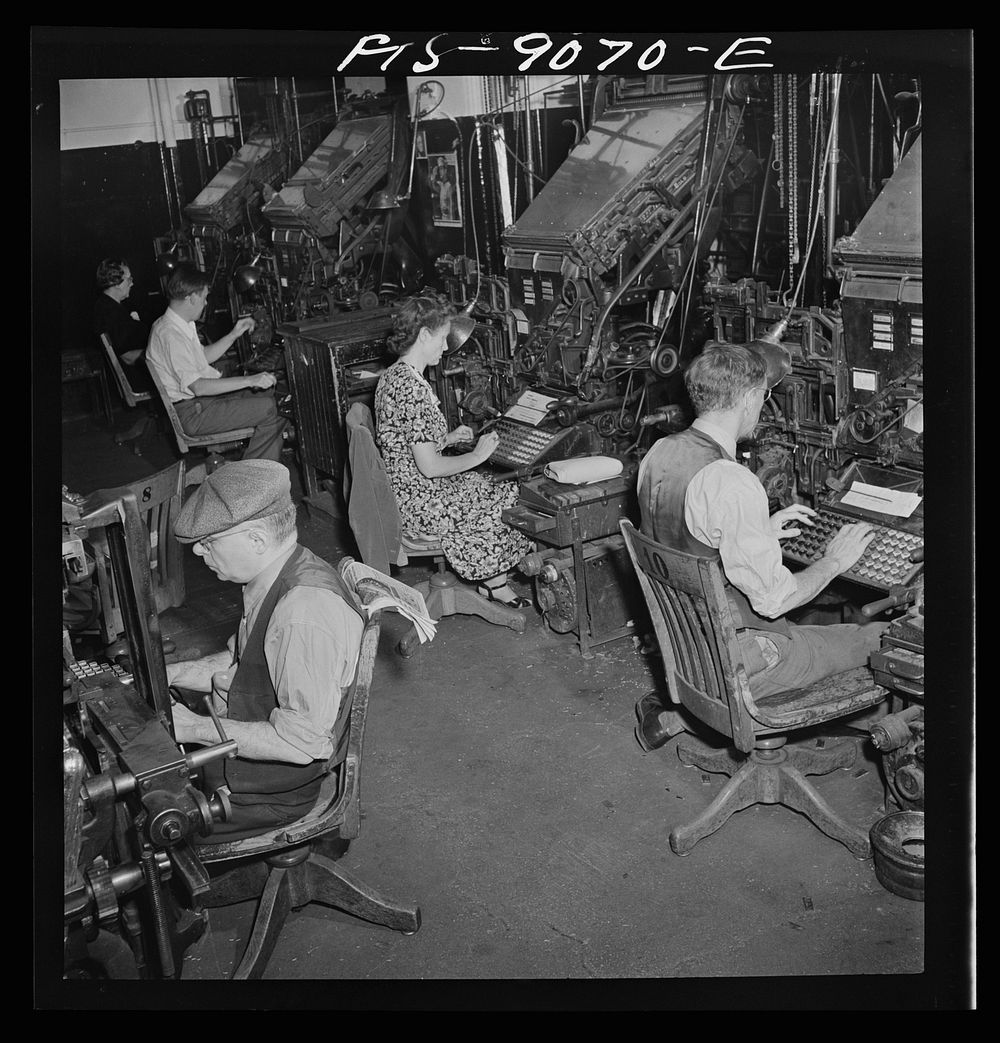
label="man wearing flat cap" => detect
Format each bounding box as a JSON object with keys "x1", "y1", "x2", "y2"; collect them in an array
[{"x1": 166, "y1": 460, "x2": 365, "y2": 841}]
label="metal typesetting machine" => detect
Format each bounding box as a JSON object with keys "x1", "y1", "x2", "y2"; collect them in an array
[
  {"x1": 439, "y1": 75, "x2": 766, "y2": 454},
  {"x1": 63, "y1": 488, "x2": 235, "y2": 979},
  {"x1": 704, "y1": 135, "x2": 923, "y2": 512}
]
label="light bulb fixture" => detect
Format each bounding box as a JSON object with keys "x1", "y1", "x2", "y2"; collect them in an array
[
  {"x1": 367, "y1": 187, "x2": 401, "y2": 211},
  {"x1": 446, "y1": 300, "x2": 477, "y2": 353},
  {"x1": 155, "y1": 241, "x2": 181, "y2": 278},
  {"x1": 745, "y1": 317, "x2": 792, "y2": 388},
  {"x1": 234, "y1": 251, "x2": 264, "y2": 293}
]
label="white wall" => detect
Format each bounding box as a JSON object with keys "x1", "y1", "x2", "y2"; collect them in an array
[
  {"x1": 58, "y1": 75, "x2": 577, "y2": 151},
  {"x1": 405, "y1": 75, "x2": 578, "y2": 119},
  {"x1": 59, "y1": 78, "x2": 235, "y2": 151}
]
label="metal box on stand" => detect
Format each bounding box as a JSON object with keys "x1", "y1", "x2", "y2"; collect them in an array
[
  {"x1": 503, "y1": 465, "x2": 645, "y2": 655},
  {"x1": 278, "y1": 309, "x2": 395, "y2": 496}
]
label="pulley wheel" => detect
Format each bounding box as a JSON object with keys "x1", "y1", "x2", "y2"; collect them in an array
[
  {"x1": 650, "y1": 343, "x2": 680, "y2": 377},
  {"x1": 595, "y1": 412, "x2": 618, "y2": 437},
  {"x1": 870, "y1": 811, "x2": 925, "y2": 902}
]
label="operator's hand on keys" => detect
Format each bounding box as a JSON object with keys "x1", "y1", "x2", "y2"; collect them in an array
[
  {"x1": 474, "y1": 429, "x2": 500, "y2": 463},
  {"x1": 824, "y1": 521, "x2": 878, "y2": 574},
  {"x1": 769, "y1": 504, "x2": 818, "y2": 540},
  {"x1": 234, "y1": 315, "x2": 256, "y2": 337},
  {"x1": 253, "y1": 371, "x2": 277, "y2": 390}
]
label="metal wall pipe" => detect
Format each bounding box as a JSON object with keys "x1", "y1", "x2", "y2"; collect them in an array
[
  {"x1": 155, "y1": 78, "x2": 186, "y2": 212},
  {"x1": 147, "y1": 79, "x2": 177, "y2": 231},
  {"x1": 291, "y1": 77, "x2": 303, "y2": 164},
  {"x1": 523, "y1": 75, "x2": 534, "y2": 202},
  {"x1": 824, "y1": 73, "x2": 842, "y2": 273}
]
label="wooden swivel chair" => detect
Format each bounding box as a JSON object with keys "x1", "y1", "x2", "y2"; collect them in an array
[
  {"x1": 90, "y1": 461, "x2": 187, "y2": 654},
  {"x1": 620, "y1": 520, "x2": 887, "y2": 859},
  {"x1": 192, "y1": 560, "x2": 421, "y2": 979},
  {"x1": 99, "y1": 334, "x2": 156, "y2": 454},
  {"x1": 145, "y1": 359, "x2": 253, "y2": 459},
  {"x1": 344, "y1": 403, "x2": 526, "y2": 658}
]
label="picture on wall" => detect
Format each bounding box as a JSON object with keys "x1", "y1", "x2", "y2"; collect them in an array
[{"x1": 423, "y1": 152, "x2": 462, "y2": 227}]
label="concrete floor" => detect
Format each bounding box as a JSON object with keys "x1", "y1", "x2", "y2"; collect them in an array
[{"x1": 57, "y1": 408, "x2": 951, "y2": 1006}]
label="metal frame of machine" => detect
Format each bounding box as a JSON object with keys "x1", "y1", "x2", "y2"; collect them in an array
[
  {"x1": 144, "y1": 71, "x2": 925, "y2": 652},
  {"x1": 63, "y1": 490, "x2": 234, "y2": 979}
]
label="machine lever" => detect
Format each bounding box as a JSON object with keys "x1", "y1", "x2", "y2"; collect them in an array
[
  {"x1": 202, "y1": 693, "x2": 231, "y2": 745},
  {"x1": 862, "y1": 585, "x2": 917, "y2": 618}
]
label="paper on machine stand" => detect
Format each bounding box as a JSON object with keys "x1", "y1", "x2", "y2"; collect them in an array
[{"x1": 839, "y1": 482, "x2": 922, "y2": 519}]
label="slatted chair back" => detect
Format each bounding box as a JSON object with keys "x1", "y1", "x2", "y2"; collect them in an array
[
  {"x1": 620, "y1": 518, "x2": 762, "y2": 753},
  {"x1": 621, "y1": 519, "x2": 887, "y2": 755},
  {"x1": 100, "y1": 333, "x2": 151, "y2": 409}
]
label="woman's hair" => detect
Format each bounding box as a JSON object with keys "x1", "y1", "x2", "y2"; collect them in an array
[
  {"x1": 165, "y1": 262, "x2": 210, "y2": 302},
  {"x1": 684, "y1": 344, "x2": 767, "y2": 414},
  {"x1": 96, "y1": 258, "x2": 130, "y2": 291},
  {"x1": 387, "y1": 292, "x2": 456, "y2": 357}
]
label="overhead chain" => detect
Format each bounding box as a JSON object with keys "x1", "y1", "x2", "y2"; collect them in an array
[
  {"x1": 475, "y1": 118, "x2": 494, "y2": 276},
  {"x1": 773, "y1": 74, "x2": 785, "y2": 209},
  {"x1": 788, "y1": 73, "x2": 800, "y2": 285}
]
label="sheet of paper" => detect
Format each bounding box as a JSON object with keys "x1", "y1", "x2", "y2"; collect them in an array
[
  {"x1": 902, "y1": 401, "x2": 923, "y2": 435},
  {"x1": 840, "y1": 481, "x2": 922, "y2": 518},
  {"x1": 504, "y1": 390, "x2": 558, "y2": 426}
]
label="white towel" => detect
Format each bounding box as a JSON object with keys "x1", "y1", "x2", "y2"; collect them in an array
[{"x1": 543, "y1": 456, "x2": 624, "y2": 485}]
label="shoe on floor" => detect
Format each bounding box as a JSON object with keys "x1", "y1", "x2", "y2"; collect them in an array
[{"x1": 477, "y1": 583, "x2": 532, "y2": 609}]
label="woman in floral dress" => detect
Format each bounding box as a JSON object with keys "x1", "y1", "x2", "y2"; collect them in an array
[{"x1": 374, "y1": 293, "x2": 532, "y2": 605}]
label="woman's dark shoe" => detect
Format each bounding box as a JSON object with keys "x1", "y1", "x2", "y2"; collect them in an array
[
  {"x1": 635, "y1": 691, "x2": 685, "y2": 751},
  {"x1": 477, "y1": 584, "x2": 532, "y2": 610}
]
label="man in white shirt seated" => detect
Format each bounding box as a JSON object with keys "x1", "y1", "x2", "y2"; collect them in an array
[
  {"x1": 145, "y1": 262, "x2": 286, "y2": 461},
  {"x1": 634, "y1": 343, "x2": 888, "y2": 749}
]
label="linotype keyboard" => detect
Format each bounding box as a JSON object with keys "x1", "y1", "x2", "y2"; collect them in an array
[
  {"x1": 68, "y1": 658, "x2": 132, "y2": 684},
  {"x1": 490, "y1": 418, "x2": 567, "y2": 471},
  {"x1": 781, "y1": 509, "x2": 923, "y2": 591}
]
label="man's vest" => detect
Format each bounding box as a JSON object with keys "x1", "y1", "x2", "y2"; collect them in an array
[
  {"x1": 218, "y1": 544, "x2": 366, "y2": 805},
  {"x1": 638, "y1": 427, "x2": 791, "y2": 636}
]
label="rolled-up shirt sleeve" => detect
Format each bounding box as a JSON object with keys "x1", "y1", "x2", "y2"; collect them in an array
[
  {"x1": 685, "y1": 460, "x2": 798, "y2": 619},
  {"x1": 263, "y1": 587, "x2": 364, "y2": 760}
]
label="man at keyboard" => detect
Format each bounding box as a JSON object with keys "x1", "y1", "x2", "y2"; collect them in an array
[
  {"x1": 164, "y1": 460, "x2": 365, "y2": 840},
  {"x1": 635, "y1": 344, "x2": 888, "y2": 742}
]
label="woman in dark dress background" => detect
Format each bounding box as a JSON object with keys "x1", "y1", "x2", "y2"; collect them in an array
[
  {"x1": 374, "y1": 293, "x2": 532, "y2": 605},
  {"x1": 93, "y1": 257, "x2": 154, "y2": 393}
]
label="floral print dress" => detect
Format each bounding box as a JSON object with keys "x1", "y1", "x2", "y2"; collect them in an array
[{"x1": 374, "y1": 360, "x2": 532, "y2": 581}]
